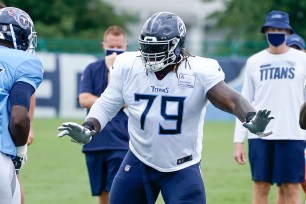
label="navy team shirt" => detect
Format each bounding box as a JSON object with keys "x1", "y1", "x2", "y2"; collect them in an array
[{"x1": 79, "y1": 59, "x2": 129, "y2": 152}]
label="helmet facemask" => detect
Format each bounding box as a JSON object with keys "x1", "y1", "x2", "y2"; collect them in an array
[
  {"x1": 26, "y1": 26, "x2": 37, "y2": 54},
  {"x1": 139, "y1": 36, "x2": 181, "y2": 72},
  {"x1": 138, "y1": 12, "x2": 186, "y2": 72}
]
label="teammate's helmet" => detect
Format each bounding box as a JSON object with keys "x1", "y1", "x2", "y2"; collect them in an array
[
  {"x1": 138, "y1": 12, "x2": 186, "y2": 72},
  {"x1": 0, "y1": 7, "x2": 37, "y2": 53}
]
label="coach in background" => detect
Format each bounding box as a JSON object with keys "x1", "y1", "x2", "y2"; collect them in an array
[
  {"x1": 296, "y1": 33, "x2": 306, "y2": 130},
  {"x1": 234, "y1": 10, "x2": 306, "y2": 204},
  {"x1": 78, "y1": 26, "x2": 129, "y2": 204},
  {"x1": 0, "y1": 7, "x2": 44, "y2": 204},
  {"x1": 286, "y1": 33, "x2": 305, "y2": 51},
  {"x1": 289, "y1": 33, "x2": 306, "y2": 202}
]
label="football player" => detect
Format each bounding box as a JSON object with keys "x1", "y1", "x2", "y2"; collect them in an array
[
  {"x1": 0, "y1": 7, "x2": 43, "y2": 204},
  {"x1": 58, "y1": 12, "x2": 273, "y2": 204},
  {"x1": 286, "y1": 33, "x2": 305, "y2": 51}
]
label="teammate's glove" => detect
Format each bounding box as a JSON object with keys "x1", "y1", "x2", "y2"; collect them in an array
[
  {"x1": 12, "y1": 145, "x2": 27, "y2": 170},
  {"x1": 57, "y1": 122, "x2": 96, "y2": 144},
  {"x1": 243, "y1": 109, "x2": 274, "y2": 137}
]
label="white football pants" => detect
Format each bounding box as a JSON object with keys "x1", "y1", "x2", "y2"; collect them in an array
[{"x1": 0, "y1": 152, "x2": 20, "y2": 204}]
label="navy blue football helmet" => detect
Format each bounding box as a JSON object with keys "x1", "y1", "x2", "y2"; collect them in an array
[
  {"x1": 0, "y1": 7, "x2": 37, "y2": 53},
  {"x1": 138, "y1": 12, "x2": 186, "y2": 72}
]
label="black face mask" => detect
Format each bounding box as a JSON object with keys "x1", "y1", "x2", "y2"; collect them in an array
[
  {"x1": 105, "y1": 49, "x2": 124, "y2": 56},
  {"x1": 266, "y1": 33, "x2": 286, "y2": 47}
]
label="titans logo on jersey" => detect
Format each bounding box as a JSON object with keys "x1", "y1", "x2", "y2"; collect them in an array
[
  {"x1": 260, "y1": 63, "x2": 295, "y2": 81},
  {"x1": 150, "y1": 86, "x2": 169, "y2": 93}
]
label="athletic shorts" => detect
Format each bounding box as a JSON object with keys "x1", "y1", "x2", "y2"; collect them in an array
[
  {"x1": 110, "y1": 150, "x2": 206, "y2": 204},
  {"x1": 0, "y1": 152, "x2": 20, "y2": 204},
  {"x1": 248, "y1": 139, "x2": 304, "y2": 184},
  {"x1": 84, "y1": 150, "x2": 127, "y2": 196}
]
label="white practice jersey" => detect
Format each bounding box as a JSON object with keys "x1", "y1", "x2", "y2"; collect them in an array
[
  {"x1": 87, "y1": 51, "x2": 224, "y2": 172},
  {"x1": 234, "y1": 48, "x2": 306, "y2": 143}
]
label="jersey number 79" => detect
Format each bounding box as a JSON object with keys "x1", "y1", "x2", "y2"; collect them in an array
[{"x1": 134, "y1": 93, "x2": 186, "y2": 135}]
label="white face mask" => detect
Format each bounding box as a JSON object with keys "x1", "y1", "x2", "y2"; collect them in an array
[{"x1": 144, "y1": 59, "x2": 166, "y2": 72}]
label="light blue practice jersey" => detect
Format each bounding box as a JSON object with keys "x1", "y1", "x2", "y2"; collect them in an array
[{"x1": 0, "y1": 46, "x2": 43, "y2": 157}]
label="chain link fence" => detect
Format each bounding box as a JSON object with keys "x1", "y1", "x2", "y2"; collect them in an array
[{"x1": 37, "y1": 38, "x2": 268, "y2": 57}]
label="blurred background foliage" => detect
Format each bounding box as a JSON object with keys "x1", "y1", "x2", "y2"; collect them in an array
[
  {"x1": 205, "y1": 0, "x2": 306, "y2": 41},
  {"x1": 2, "y1": 0, "x2": 138, "y2": 54},
  {"x1": 2, "y1": 0, "x2": 305, "y2": 56},
  {"x1": 3, "y1": 0, "x2": 138, "y2": 38},
  {"x1": 203, "y1": 0, "x2": 306, "y2": 56}
]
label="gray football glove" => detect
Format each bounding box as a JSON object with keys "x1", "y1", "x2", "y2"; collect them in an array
[
  {"x1": 243, "y1": 109, "x2": 274, "y2": 137},
  {"x1": 57, "y1": 122, "x2": 96, "y2": 144}
]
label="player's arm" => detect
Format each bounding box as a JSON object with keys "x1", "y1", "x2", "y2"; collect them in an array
[
  {"x1": 9, "y1": 81, "x2": 34, "y2": 170},
  {"x1": 299, "y1": 101, "x2": 306, "y2": 129},
  {"x1": 207, "y1": 81, "x2": 274, "y2": 135},
  {"x1": 58, "y1": 88, "x2": 123, "y2": 144},
  {"x1": 58, "y1": 55, "x2": 125, "y2": 144},
  {"x1": 58, "y1": 85, "x2": 121, "y2": 144},
  {"x1": 207, "y1": 81, "x2": 255, "y2": 122},
  {"x1": 58, "y1": 91, "x2": 120, "y2": 144},
  {"x1": 9, "y1": 82, "x2": 34, "y2": 146}
]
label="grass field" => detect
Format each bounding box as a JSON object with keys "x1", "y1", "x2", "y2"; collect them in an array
[{"x1": 21, "y1": 118, "x2": 280, "y2": 204}]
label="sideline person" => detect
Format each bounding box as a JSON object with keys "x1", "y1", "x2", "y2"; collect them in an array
[
  {"x1": 78, "y1": 25, "x2": 129, "y2": 204},
  {"x1": 234, "y1": 10, "x2": 306, "y2": 204}
]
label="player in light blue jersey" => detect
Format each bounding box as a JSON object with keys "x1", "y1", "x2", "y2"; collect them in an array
[
  {"x1": 0, "y1": 7, "x2": 43, "y2": 204},
  {"x1": 58, "y1": 12, "x2": 273, "y2": 204}
]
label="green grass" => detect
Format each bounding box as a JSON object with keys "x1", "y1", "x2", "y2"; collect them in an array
[{"x1": 21, "y1": 118, "x2": 280, "y2": 204}]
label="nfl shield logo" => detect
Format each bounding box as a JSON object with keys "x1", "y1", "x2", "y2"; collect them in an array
[
  {"x1": 2, "y1": 25, "x2": 7, "y2": 31},
  {"x1": 124, "y1": 165, "x2": 131, "y2": 171}
]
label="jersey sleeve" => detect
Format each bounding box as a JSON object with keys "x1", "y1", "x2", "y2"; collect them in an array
[
  {"x1": 233, "y1": 118, "x2": 248, "y2": 143},
  {"x1": 79, "y1": 64, "x2": 94, "y2": 94},
  {"x1": 240, "y1": 59, "x2": 255, "y2": 102},
  {"x1": 86, "y1": 54, "x2": 125, "y2": 131},
  {"x1": 16, "y1": 58, "x2": 44, "y2": 90},
  {"x1": 197, "y1": 58, "x2": 225, "y2": 93}
]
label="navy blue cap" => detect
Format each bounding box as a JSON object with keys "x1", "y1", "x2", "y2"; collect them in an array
[
  {"x1": 261, "y1": 10, "x2": 294, "y2": 34},
  {"x1": 286, "y1": 34, "x2": 305, "y2": 50}
]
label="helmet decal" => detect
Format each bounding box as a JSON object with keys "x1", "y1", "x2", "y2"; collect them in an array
[
  {"x1": 0, "y1": 7, "x2": 36, "y2": 52},
  {"x1": 1, "y1": 25, "x2": 7, "y2": 31},
  {"x1": 7, "y1": 9, "x2": 30, "y2": 29}
]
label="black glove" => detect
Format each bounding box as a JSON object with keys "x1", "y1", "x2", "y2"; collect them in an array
[{"x1": 12, "y1": 155, "x2": 27, "y2": 170}]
